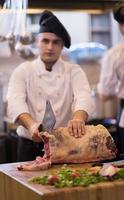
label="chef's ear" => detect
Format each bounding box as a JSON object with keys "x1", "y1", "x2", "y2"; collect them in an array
[
  {"x1": 118, "y1": 23, "x2": 124, "y2": 35},
  {"x1": 35, "y1": 34, "x2": 41, "y2": 48}
]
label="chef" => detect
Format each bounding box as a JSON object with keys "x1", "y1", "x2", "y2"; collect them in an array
[
  {"x1": 98, "y1": 2, "x2": 124, "y2": 159},
  {"x1": 7, "y1": 10, "x2": 95, "y2": 162}
]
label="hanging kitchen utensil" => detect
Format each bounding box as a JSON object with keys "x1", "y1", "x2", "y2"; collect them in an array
[
  {"x1": 14, "y1": 0, "x2": 36, "y2": 59},
  {"x1": 0, "y1": 0, "x2": 37, "y2": 59},
  {"x1": 20, "y1": 31, "x2": 35, "y2": 45},
  {"x1": 0, "y1": 0, "x2": 15, "y2": 57},
  {"x1": 15, "y1": 42, "x2": 36, "y2": 59},
  {"x1": 0, "y1": 0, "x2": 10, "y2": 42},
  {"x1": 6, "y1": 0, "x2": 18, "y2": 53},
  {"x1": 19, "y1": 0, "x2": 35, "y2": 45}
]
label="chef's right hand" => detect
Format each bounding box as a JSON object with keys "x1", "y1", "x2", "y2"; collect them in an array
[
  {"x1": 29, "y1": 122, "x2": 43, "y2": 142},
  {"x1": 29, "y1": 122, "x2": 50, "y2": 143}
]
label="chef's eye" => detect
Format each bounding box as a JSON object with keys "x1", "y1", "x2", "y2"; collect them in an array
[
  {"x1": 53, "y1": 40, "x2": 62, "y2": 45},
  {"x1": 42, "y1": 39, "x2": 49, "y2": 44}
]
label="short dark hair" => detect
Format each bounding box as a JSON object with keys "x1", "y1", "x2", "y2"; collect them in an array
[{"x1": 113, "y1": 2, "x2": 124, "y2": 24}]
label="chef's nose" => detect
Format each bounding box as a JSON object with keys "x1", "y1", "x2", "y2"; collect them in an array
[{"x1": 47, "y1": 42, "x2": 53, "y2": 49}]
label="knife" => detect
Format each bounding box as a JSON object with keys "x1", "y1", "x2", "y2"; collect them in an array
[{"x1": 38, "y1": 100, "x2": 56, "y2": 133}]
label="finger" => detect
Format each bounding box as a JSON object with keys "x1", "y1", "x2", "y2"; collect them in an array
[
  {"x1": 42, "y1": 132, "x2": 50, "y2": 143},
  {"x1": 81, "y1": 123, "x2": 86, "y2": 135},
  {"x1": 38, "y1": 133, "x2": 46, "y2": 143},
  {"x1": 77, "y1": 122, "x2": 83, "y2": 137},
  {"x1": 32, "y1": 132, "x2": 43, "y2": 142},
  {"x1": 42, "y1": 131, "x2": 51, "y2": 138},
  {"x1": 67, "y1": 121, "x2": 73, "y2": 136},
  {"x1": 72, "y1": 122, "x2": 79, "y2": 138},
  {"x1": 74, "y1": 122, "x2": 84, "y2": 138},
  {"x1": 32, "y1": 135, "x2": 42, "y2": 142}
]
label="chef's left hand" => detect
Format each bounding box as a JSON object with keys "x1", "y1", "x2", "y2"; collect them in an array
[{"x1": 67, "y1": 119, "x2": 86, "y2": 138}]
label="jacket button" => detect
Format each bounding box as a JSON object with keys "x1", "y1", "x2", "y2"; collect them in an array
[
  {"x1": 37, "y1": 109, "x2": 42, "y2": 113},
  {"x1": 38, "y1": 75, "x2": 42, "y2": 79}
]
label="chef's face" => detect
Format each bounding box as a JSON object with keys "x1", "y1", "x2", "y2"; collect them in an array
[{"x1": 37, "y1": 32, "x2": 64, "y2": 64}]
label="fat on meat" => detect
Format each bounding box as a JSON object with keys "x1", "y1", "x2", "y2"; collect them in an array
[{"x1": 17, "y1": 124, "x2": 117, "y2": 171}]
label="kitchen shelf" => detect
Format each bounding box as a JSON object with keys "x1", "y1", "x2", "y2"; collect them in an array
[{"x1": 91, "y1": 29, "x2": 111, "y2": 32}]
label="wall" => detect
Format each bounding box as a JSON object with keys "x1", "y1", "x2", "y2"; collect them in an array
[{"x1": 54, "y1": 11, "x2": 90, "y2": 44}]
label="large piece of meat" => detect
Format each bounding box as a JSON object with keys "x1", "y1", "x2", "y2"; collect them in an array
[{"x1": 17, "y1": 124, "x2": 117, "y2": 171}]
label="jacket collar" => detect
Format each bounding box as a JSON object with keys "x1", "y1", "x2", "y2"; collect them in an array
[{"x1": 36, "y1": 56, "x2": 65, "y2": 75}]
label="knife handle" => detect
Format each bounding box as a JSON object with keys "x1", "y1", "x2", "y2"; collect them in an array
[{"x1": 38, "y1": 124, "x2": 43, "y2": 132}]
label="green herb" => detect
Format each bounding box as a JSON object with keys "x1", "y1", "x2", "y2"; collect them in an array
[
  {"x1": 29, "y1": 165, "x2": 124, "y2": 188},
  {"x1": 116, "y1": 168, "x2": 124, "y2": 179},
  {"x1": 30, "y1": 175, "x2": 49, "y2": 185}
]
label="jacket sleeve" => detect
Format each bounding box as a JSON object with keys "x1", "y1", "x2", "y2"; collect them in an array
[
  {"x1": 97, "y1": 50, "x2": 118, "y2": 95},
  {"x1": 71, "y1": 65, "x2": 95, "y2": 117},
  {"x1": 7, "y1": 63, "x2": 30, "y2": 123}
]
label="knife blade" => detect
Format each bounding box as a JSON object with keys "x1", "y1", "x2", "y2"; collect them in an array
[{"x1": 38, "y1": 100, "x2": 56, "y2": 133}]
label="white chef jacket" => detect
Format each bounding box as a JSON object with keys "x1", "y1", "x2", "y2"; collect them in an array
[
  {"x1": 7, "y1": 56, "x2": 95, "y2": 139},
  {"x1": 98, "y1": 42, "x2": 124, "y2": 127}
]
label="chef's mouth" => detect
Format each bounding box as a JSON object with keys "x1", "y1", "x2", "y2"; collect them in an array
[{"x1": 46, "y1": 52, "x2": 54, "y2": 56}]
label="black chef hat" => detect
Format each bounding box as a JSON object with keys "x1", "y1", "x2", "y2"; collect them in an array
[
  {"x1": 113, "y1": 2, "x2": 124, "y2": 24},
  {"x1": 39, "y1": 10, "x2": 71, "y2": 48}
]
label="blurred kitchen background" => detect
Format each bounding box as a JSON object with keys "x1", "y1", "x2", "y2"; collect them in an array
[{"x1": 0, "y1": 0, "x2": 122, "y2": 163}]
